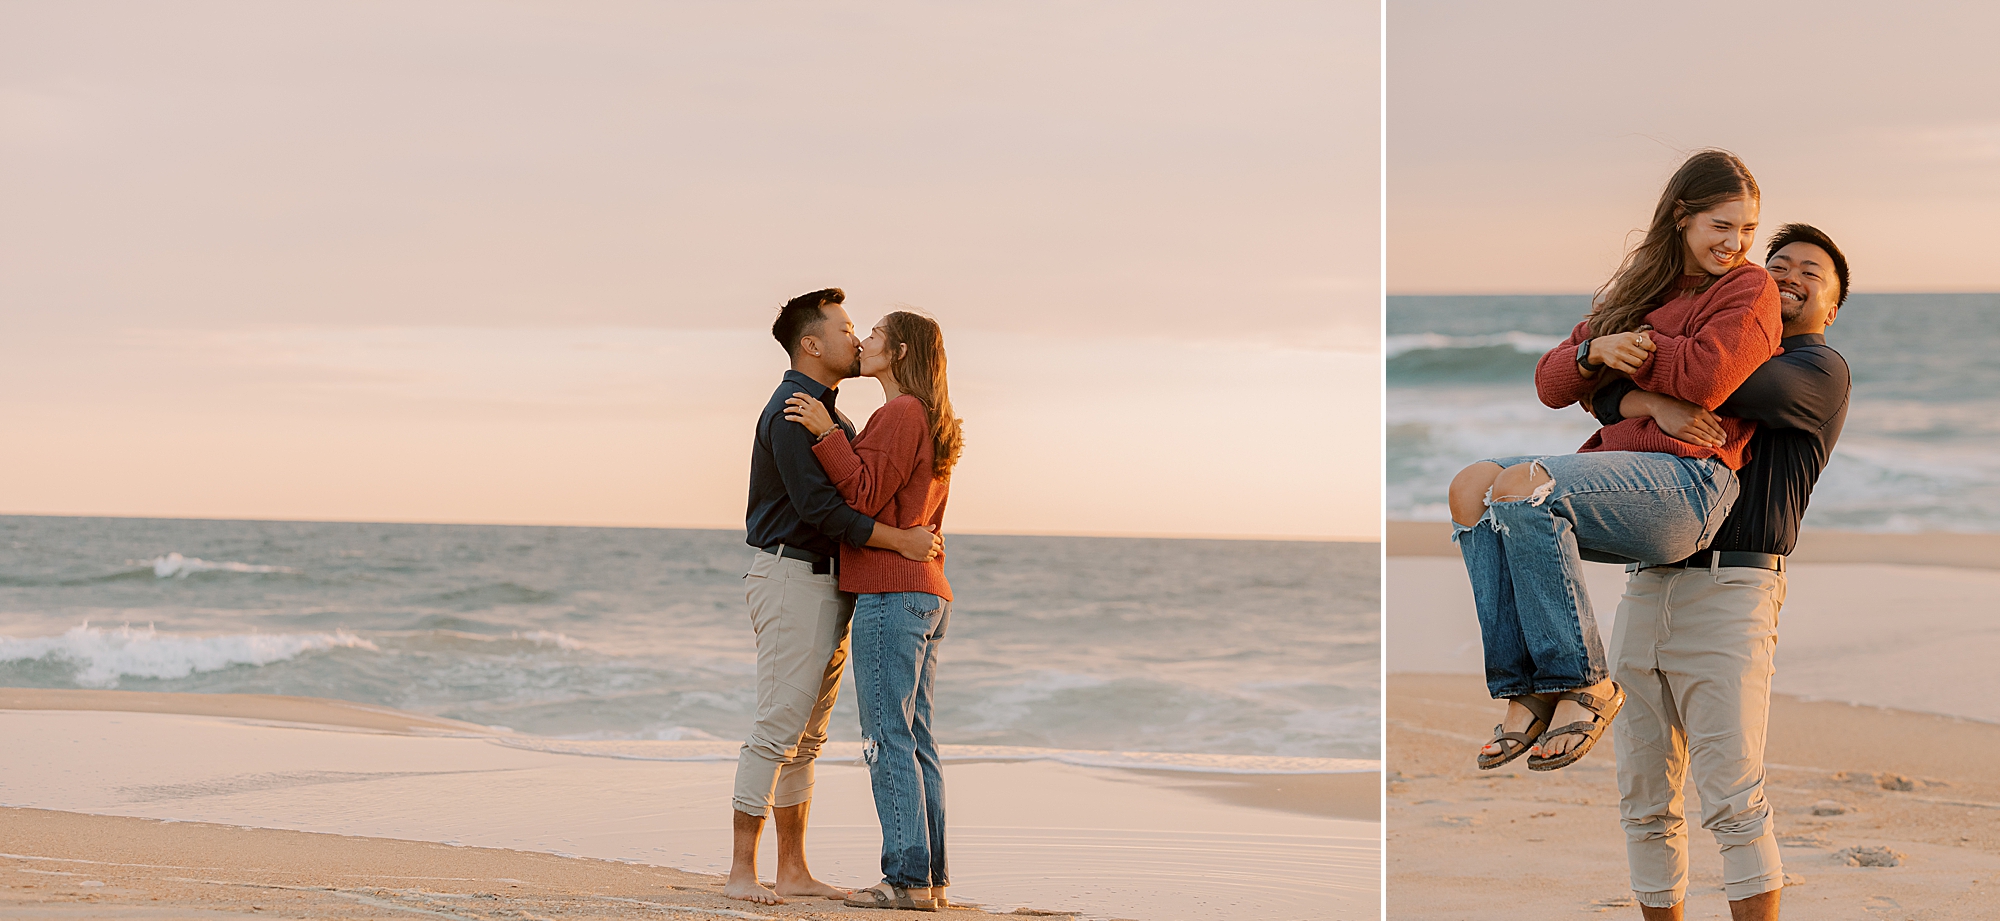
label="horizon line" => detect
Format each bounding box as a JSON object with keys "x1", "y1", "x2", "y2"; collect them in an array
[
  {"x1": 0, "y1": 511, "x2": 1379, "y2": 544},
  {"x1": 1387, "y1": 288, "x2": 2000, "y2": 298}
]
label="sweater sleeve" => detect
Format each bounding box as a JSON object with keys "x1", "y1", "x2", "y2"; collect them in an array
[
  {"x1": 811, "y1": 397, "x2": 927, "y2": 518},
  {"x1": 766, "y1": 392, "x2": 878, "y2": 548},
  {"x1": 1534, "y1": 318, "x2": 1599, "y2": 409},
  {"x1": 1629, "y1": 266, "x2": 1784, "y2": 410}
]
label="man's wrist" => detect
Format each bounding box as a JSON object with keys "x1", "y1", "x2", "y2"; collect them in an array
[{"x1": 1619, "y1": 389, "x2": 1655, "y2": 419}]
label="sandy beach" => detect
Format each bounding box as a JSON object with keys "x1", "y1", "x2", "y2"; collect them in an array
[
  {"x1": 1387, "y1": 522, "x2": 2000, "y2": 919},
  {"x1": 0, "y1": 690, "x2": 1378, "y2": 921}
]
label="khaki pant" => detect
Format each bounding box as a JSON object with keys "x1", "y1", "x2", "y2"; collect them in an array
[
  {"x1": 732, "y1": 550, "x2": 854, "y2": 818},
  {"x1": 1611, "y1": 564, "x2": 1786, "y2": 908}
]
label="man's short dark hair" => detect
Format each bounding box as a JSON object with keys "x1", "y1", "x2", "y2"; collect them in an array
[
  {"x1": 773, "y1": 288, "x2": 845, "y2": 358},
  {"x1": 1765, "y1": 223, "x2": 1850, "y2": 307}
]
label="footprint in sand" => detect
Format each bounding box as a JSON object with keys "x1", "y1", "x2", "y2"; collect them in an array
[{"x1": 1835, "y1": 846, "x2": 1906, "y2": 867}]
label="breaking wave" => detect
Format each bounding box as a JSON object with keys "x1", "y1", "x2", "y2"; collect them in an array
[{"x1": 0, "y1": 624, "x2": 377, "y2": 688}]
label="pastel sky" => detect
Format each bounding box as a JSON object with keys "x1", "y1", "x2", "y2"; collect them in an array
[
  {"x1": 1390, "y1": 1, "x2": 2000, "y2": 295},
  {"x1": 2, "y1": 1, "x2": 1381, "y2": 540}
]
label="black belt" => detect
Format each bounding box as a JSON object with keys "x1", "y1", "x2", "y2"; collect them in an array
[
  {"x1": 764, "y1": 544, "x2": 836, "y2": 575},
  {"x1": 1635, "y1": 549, "x2": 1785, "y2": 573}
]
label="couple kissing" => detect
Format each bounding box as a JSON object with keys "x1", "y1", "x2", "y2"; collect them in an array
[{"x1": 727, "y1": 288, "x2": 963, "y2": 912}]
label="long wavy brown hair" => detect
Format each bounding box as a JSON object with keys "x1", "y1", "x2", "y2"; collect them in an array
[
  {"x1": 1587, "y1": 149, "x2": 1760, "y2": 337},
  {"x1": 881, "y1": 310, "x2": 964, "y2": 479}
]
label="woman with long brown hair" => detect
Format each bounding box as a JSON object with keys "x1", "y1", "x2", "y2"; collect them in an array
[
  {"x1": 1447, "y1": 150, "x2": 1783, "y2": 773},
  {"x1": 781, "y1": 309, "x2": 962, "y2": 912}
]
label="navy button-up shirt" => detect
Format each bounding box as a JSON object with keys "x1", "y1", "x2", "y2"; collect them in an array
[
  {"x1": 745, "y1": 370, "x2": 875, "y2": 556},
  {"x1": 1594, "y1": 334, "x2": 1850, "y2": 556}
]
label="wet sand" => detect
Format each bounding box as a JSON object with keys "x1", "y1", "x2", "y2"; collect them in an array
[{"x1": 0, "y1": 690, "x2": 1379, "y2": 921}]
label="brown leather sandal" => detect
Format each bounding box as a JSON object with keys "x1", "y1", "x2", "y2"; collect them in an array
[
  {"x1": 1526, "y1": 682, "x2": 1625, "y2": 772},
  {"x1": 843, "y1": 882, "x2": 940, "y2": 911},
  {"x1": 1476, "y1": 694, "x2": 1555, "y2": 770}
]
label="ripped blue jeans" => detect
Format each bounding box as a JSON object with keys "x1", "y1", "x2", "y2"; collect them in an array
[
  {"x1": 852, "y1": 591, "x2": 950, "y2": 889},
  {"x1": 1454, "y1": 452, "x2": 1738, "y2": 700}
]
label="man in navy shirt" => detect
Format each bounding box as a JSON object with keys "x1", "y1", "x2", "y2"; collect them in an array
[
  {"x1": 1590, "y1": 225, "x2": 1852, "y2": 921},
  {"x1": 725, "y1": 288, "x2": 942, "y2": 905}
]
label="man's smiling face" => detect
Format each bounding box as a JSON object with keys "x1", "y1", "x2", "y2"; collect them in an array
[{"x1": 1766, "y1": 241, "x2": 1842, "y2": 334}]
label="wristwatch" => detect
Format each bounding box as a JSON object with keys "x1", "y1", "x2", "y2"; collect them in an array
[{"x1": 1576, "y1": 338, "x2": 1604, "y2": 373}]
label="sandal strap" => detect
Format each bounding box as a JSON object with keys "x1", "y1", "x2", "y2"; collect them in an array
[
  {"x1": 1556, "y1": 689, "x2": 1611, "y2": 713},
  {"x1": 1538, "y1": 719, "x2": 1602, "y2": 739},
  {"x1": 1508, "y1": 694, "x2": 1557, "y2": 722},
  {"x1": 845, "y1": 884, "x2": 904, "y2": 908}
]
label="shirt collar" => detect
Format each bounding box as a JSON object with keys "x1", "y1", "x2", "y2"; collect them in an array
[
  {"x1": 783, "y1": 368, "x2": 839, "y2": 405},
  {"x1": 1780, "y1": 333, "x2": 1827, "y2": 349}
]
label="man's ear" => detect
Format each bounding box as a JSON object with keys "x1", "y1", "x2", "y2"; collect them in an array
[{"x1": 798, "y1": 333, "x2": 820, "y2": 358}]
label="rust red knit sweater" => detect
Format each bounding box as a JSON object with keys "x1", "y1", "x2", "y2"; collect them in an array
[
  {"x1": 1535, "y1": 263, "x2": 1783, "y2": 470},
  {"x1": 811, "y1": 394, "x2": 952, "y2": 599}
]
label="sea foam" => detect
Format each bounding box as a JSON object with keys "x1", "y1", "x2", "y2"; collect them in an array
[
  {"x1": 142, "y1": 553, "x2": 294, "y2": 579},
  {"x1": 1384, "y1": 330, "x2": 1564, "y2": 358},
  {"x1": 489, "y1": 737, "x2": 1379, "y2": 775},
  {"x1": 0, "y1": 624, "x2": 377, "y2": 688}
]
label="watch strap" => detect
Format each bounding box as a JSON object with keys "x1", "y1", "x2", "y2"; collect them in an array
[{"x1": 1577, "y1": 338, "x2": 1604, "y2": 372}]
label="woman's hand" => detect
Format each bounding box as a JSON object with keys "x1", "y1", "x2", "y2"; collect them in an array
[
  {"x1": 783, "y1": 392, "x2": 836, "y2": 438},
  {"x1": 1587, "y1": 330, "x2": 1656, "y2": 376}
]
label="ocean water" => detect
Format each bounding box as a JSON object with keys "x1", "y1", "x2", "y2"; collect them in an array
[
  {"x1": 1388, "y1": 293, "x2": 2000, "y2": 533},
  {"x1": 0, "y1": 516, "x2": 1380, "y2": 766}
]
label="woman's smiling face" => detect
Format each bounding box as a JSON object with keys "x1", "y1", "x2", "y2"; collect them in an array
[{"x1": 1680, "y1": 197, "x2": 1760, "y2": 275}]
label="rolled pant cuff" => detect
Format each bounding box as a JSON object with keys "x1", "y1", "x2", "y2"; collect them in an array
[
  {"x1": 730, "y1": 765, "x2": 815, "y2": 817},
  {"x1": 1725, "y1": 874, "x2": 1786, "y2": 902},
  {"x1": 1721, "y1": 834, "x2": 1784, "y2": 901},
  {"x1": 1635, "y1": 889, "x2": 1683, "y2": 910}
]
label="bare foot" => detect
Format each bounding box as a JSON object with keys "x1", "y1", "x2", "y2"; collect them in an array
[
  {"x1": 722, "y1": 874, "x2": 784, "y2": 905},
  {"x1": 1480, "y1": 695, "x2": 1554, "y2": 758},
  {"x1": 773, "y1": 875, "x2": 849, "y2": 900},
  {"x1": 1534, "y1": 679, "x2": 1617, "y2": 760}
]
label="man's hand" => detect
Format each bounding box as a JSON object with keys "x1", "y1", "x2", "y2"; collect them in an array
[
  {"x1": 1622, "y1": 390, "x2": 1725, "y2": 448},
  {"x1": 879, "y1": 524, "x2": 942, "y2": 562},
  {"x1": 865, "y1": 522, "x2": 941, "y2": 562},
  {"x1": 1586, "y1": 330, "x2": 1656, "y2": 376}
]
